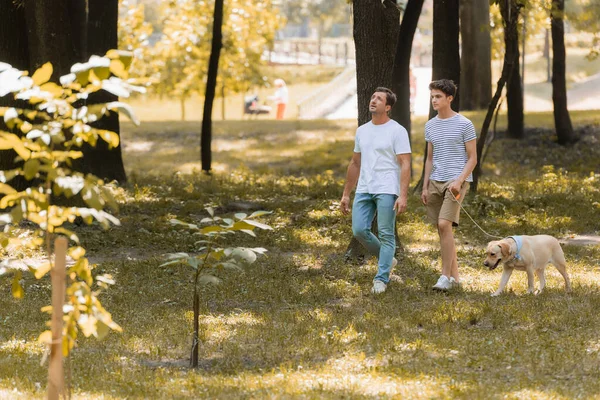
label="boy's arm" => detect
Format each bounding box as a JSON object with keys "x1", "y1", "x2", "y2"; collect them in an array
[{"x1": 421, "y1": 142, "x2": 433, "y2": 204}]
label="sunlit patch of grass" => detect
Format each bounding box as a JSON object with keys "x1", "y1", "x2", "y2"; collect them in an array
[{"x1": 2, "y1": 111, "x2": 600, "y2": 398}]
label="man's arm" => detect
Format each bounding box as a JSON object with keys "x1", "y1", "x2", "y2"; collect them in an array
[
  {"x1": 421, "y1": 142, "x2": 433, "y2": 205},
  {"x1": 448, "y1": 139, "x2": 477, "y2": 196},
  {"x1": 340, "y1": 152, "x2": 361, "y2": 214},
  {"x1": 394, "y1": 153, "x2": 411, "y2": 214}
]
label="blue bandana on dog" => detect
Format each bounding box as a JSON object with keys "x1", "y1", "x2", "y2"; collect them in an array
[{"x1": 508, "y1": 236, "x2": 523, "y2": 260}]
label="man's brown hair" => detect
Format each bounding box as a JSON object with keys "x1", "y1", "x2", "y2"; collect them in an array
[
  {"x1": 428, "y1": 79, "x2": 458, "y2": 98},
  {"x1": 374, "y1": 87, "x2": 397, "y2": 108}
]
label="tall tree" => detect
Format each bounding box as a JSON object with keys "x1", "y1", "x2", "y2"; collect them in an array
[
  {"x1": 472, "y1": 1, "x2": 522, "y2": 192},
  {"x1": 460, "y1": 0, "x2": 492, "y2": 110},
  {"x1": 499, "y1": 0, "x2": 524, "y2": 139},
  {"x1": 345, "y1": 0, "x2": 399, "y2": 260},
  {"x1": 391, "y1": 0, "x2": 425, "y2": 139},
  {"x1": 0, "y1": 0, "x2": 30, "y2": 189},
  {"x1": 23, "y1": 0, "x2": 82, "y2": 77},
  {"x1": 353, "y1": 0, "x2": 400, "y2": 125},
  {"x1": 550, "y1": 0, "x2": 577, "y2": 144},
  {"x1": 84, "y1": 0, "x2": 128, "y2": 182},
  {"x1": 200, "y1": 0, "x2": 223, "y2": 173},
  {"x1": 415, "y1": 0, "x2": 460, "y2": 192}
]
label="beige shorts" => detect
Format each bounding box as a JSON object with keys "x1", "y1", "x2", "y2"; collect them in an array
[{"x1": 426, "y1": 180, "x2": 469, "y2": 226}]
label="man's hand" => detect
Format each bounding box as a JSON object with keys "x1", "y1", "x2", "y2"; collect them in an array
[
  {"x1": 421, "y1": 189, "x2": 429, "y2": 205},
  {"x1": 448, "y1": 180, "x2": 463, "y2": 200},
  {"x1": 393, "y1": 196, "x2": 407, "y2": 215},
  {"x1": 340, "y1": 195, "x2": 351, "y2": 215}
]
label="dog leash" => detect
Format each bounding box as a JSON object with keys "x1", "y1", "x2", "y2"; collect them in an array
[{"x1": 448, "y1": 190, "x2": 504, "y2": 239}]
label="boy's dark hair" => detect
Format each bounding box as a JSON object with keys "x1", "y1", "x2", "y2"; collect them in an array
[
  {"x1": 374, "y1": 87, "x2": 397, "y2": 108},
  {"x1": 428, "y1": 79, "x2": 458, "y2": 97}
]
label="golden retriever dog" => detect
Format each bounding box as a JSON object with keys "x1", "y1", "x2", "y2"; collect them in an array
[{"x1": 484, "y1": 235, "x2": 571, "y2": 296}]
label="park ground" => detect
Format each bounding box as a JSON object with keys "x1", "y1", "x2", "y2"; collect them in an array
[{"x1": 1, "y1": 109, "x2": 600, "y2": 398}]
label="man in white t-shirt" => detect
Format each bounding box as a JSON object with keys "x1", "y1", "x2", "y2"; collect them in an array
[
  {"x1": 421, "y1": 79, "x2": 478, "y2": 291},
  {"x1": 340, "y1": 87, "x2": 412, "y2": 294}
]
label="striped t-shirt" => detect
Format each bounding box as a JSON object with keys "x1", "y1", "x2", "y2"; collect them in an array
[{"x1": 425, "y1": 113, "x2": 477, "y2": 182}]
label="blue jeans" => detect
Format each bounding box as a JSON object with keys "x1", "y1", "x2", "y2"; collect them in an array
[{"x1": 352, "y1": 193, "x2": 397, "y2": 284}]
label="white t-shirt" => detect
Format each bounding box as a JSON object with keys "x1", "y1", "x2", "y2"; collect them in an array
[
  {"x1": 354, "y1": 119, "x2": 411, "y2": 196},
  {"x1": 425, "y1": 113, "x2": 477, "y2": 182},
  {"x1": 274, "y1": 86, "x2": 288, "y2": 104}
]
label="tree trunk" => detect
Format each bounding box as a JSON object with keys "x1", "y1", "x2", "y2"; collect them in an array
[
  {"x1": 191, "y1": 291, "x2": 199, "y2": 368},
  {"x1": 181, "y1": 96, "x2": 186, "y2": 121},
  {"x1": 551, "y1": 0, "x2": 578, "y2": 145},
  {"x1": 460, "y1": 0, "x2": 492, "y2": 110},
  {"x1": 352, "y1": 0, "x2": 400, "y2": 126},
  {"x1": 346, "y1": 0, "x2": 400, "y2": 260},
  {"x1": 24, "y1": 0, "x2": 81, "y2": 78},
  {"x1": 500, "y1": 0, "x2": 524, "y2": 139},
  {"x1": 83, "y1": 0, "x2": 127, "y2": 183},
  {"x1": 221, "y1": 84, "x2": 225, "y2": 121},
  {"x1": 201, "y1": 0, "x2": 224, "y2": 173},
  {"x1": 544, "y1": 29, "x2": 551, "y2": 83},
  {"x1": 0, "y1": 0, "x2": 30, "y2": 188},
  {"x1": 415, "y1": 0, "x2": 460, "y2": 193},
  {"x1": 391, "y1": 0, "x2": 424, "y2": 142},
  {"x1": 471, "y1": 6, "x2": 522, "y2": 192}
]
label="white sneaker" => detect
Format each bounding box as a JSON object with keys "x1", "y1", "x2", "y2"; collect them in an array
[
  {"x1": 371, "y1": 280, "x2": 387, "y2": 294},
  {"x1": 432, "y1": 275, "x2": 452, "y2": 291},
  {"x1": 392, "y1": 257, "x2": 398, "y2": 268},
  {"x1": 449, "y1": 277, "x2": 461, "y2": 289}
]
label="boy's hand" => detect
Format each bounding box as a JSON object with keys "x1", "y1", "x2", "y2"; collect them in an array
[
  {"x1": 448, "y1": 180, "x2": 462, "y2": 200},
  {"x1": 421, "y1": 189, "x2": 429, "y2": 205}
]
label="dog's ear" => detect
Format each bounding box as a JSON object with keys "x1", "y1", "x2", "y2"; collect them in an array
[{"x1": 499, "y1": 242, "x2": 511, "y2": 258}]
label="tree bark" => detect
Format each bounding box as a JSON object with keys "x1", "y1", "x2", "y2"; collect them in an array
[
  {"x1": 346, "y1": 0, "x2": 400, "y2": 260},
  {"x1": 500, "y1": 0, "x2": 524, "y2": 139},
  {"x1": 352, "y1": 0, "x2": 400, "y2": 126},
  {"x1": 471, "y1": 5, "x2": 522, "y2": 192},
  {"x1": 391, "y1": 0, "x2": 424, "y2": 141},
  {"x1": 24, "y1": 0, "x2": 81, "y2": 78},
  {"x1": 551, "y1": 0, "x2": 578, "y2": 145},
  {"x1": 201, "y1": 0, "x2": 224, "y2": 173},
  {"x1": 415, "y1": 0, "x2": 460, "y2": 193},
  {"x1": 83, "y1": 0, "x2": 127, "y2": 183},
  {"x1": 460, "y1": 0, "x2": 492, "y2": 110},
  {"x1": 0, "y1": 0, "x2": 30, "y2": 186}
]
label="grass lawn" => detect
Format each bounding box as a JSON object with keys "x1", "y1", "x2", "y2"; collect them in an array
[{"x1": 1, "y1": 110, "x2": 600, "y2": 398}]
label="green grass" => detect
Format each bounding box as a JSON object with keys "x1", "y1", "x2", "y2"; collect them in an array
[{"x1": 1, "y1": 110, "x2": 600, "y2": 398}]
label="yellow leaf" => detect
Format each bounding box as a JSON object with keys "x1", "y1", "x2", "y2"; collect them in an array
[
  {"x1": 31, "y1": 62, "x2": 53, "y2": 86},
  {"x1": 40, "y1": 82, "x2": 64, "y2": 96},
  {"x1": 68, "y1": 246, "x2": 86, "y2": 260},
  {"x1": 0, "y1": 133, "x2": 31, "y2": 160},
  {"x1": 38, "y1": 330, "x2": 53, "y2": 344},
  {"x1": 0, "y1": 183, "x2": 16, "y2": 195},
  {"x1": 34, "y1": 262, "x2": 52, "y2": 279},
  {"x1": 79, "y1": 315, "x2": 97, "y2": 337},
  {"x1": 109, "y1": 59, "x2": 126, "y2": 78},
  {"x1": 96, "y1": 129, "x2": 119, "y2": 148},
  {"x1": 11, "y1": 272, "x2": 23, "y2": 299}
]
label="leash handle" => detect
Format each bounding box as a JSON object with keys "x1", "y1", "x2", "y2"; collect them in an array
[{"x1": 448, "y1": 190, "x2": 503, "y2": 239}]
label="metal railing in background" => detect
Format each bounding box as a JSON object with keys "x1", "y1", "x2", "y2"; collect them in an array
[{"x1": 297, "y1": 66, "x2": 356, "y2": 119}]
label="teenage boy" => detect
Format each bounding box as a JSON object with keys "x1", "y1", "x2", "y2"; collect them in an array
[
  {"x1": 421, "y1": 79, "x2": 477, "y2": 291},
  {"x1": 340, "y1": 87, "x2": 412, "y2": 294}
]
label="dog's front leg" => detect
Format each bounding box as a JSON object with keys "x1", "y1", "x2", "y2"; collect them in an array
[
  {"x1": 526, "y1": 268, "x2": 536, "y2": 294},
  {"x1": 492, "y1": 267, "x2": 513, "y2": 296}
]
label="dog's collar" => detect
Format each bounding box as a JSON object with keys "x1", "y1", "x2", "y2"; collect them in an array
[{"x1": 507, "y1": 236, "x2": 523, "y2": 261}]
